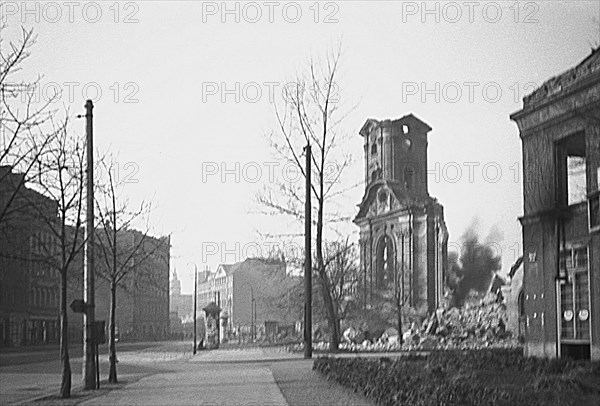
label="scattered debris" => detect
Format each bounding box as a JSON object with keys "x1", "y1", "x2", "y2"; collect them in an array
[{"x1": 339, "y1": 293, "x2": 517, "y2": 352}]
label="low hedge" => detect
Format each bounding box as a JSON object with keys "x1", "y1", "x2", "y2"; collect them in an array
[{"x1": 313, "y1": 350, "x2": 600, "y2": 406}]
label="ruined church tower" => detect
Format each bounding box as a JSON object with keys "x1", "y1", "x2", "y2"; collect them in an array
[{"x1": 353, "y1": 114, "x2": 448, "y2": 314}]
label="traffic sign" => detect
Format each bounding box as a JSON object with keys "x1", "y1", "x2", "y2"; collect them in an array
[{"x1": 70, "y1": 299, "x2": 91, "y2": 313}]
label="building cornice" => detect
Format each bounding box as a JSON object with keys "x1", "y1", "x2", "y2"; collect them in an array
[
  {"x1": 519, "y1": 202, "x2": 588, "y2": 225},
  {"x1": 512, "y1": 70, "x2": 600, "y2": 118}
]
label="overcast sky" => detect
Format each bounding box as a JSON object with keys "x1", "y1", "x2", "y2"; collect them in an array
[{"x1": 2, "y1": 1, "x2": 598, "y2": 293}]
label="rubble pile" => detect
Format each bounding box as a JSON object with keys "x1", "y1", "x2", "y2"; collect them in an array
[
  {"x1": 340, "y1": 293, "x2": 518, "y2": 351},
  {"x1": 415, "y1": 295, "x2": 515, "y2": 350}
]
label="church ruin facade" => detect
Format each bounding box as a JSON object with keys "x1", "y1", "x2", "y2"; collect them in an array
[{"x1": 354, "y1": 114, "x2": 448, "y2": 315}]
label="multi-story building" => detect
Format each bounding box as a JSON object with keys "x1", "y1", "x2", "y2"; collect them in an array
[
  {"x1": 1, "y1": 165, "x2": 171, "y2": 345},
  {"x1": 94, "y1": 230, "x2": 171, "y2": 341},
  {"x1": 353, "y1": 115, "x2": 448, "y2": 317},
  {"x1": 0, "y1": 166, "x2": 60, "y2": 346},
  {"x1": 197, "y1": 258, "x2": 298, "y2": 341},
  {"x1": 511, "y1": 48, "x2": 600, "y2": 360}
]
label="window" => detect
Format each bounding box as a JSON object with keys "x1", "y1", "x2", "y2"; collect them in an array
[
  {"x1": 556, "y1": 133, "x2": 587, "y2": 206},
  {"x1": 567, "y1": 156, "x2": 587, "y2": 205},
  {"x1": 574, "y1": 247, "x2": 588, "y2": 268},
  {"x1": 371, "y1": 143, "x2": 377, "y2": 155},
  {"x1": 560, "y1": 246, "x2": 588, "y2": 275},
  {"x1": 378, "y1": 190, "x2": 388, "y2": 203},
  {"x1": 589, "y1": 167, "x2": 600, "y2": 230},
  {"x1": 590, "y1": 192, "x2": 600, "y2": 230},
  {"x1": 371, "y1": 168, "x2": 381, "y2": 183},
  {"x1": 375, "y1": 235, "x2": 395, "y2": 289},
  {"x1": 559, "y1": 246, "x2": 590, "y2": 341},
  {"x1": 404, "y1": 166, "x2": 414, "y2": 191}
]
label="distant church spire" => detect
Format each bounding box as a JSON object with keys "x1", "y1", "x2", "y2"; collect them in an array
[{"x1": 170, "y1": 268, "x2": 181, "y2": 296}]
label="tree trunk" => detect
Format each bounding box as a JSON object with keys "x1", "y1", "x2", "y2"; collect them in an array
[
  {"x1": 316, "y1": 199, "x2": 340, "y2": 351},
  {"x1": 397, "y1": 298, "x2": 403, "y2": 345},
  {"x1": 317, "y1": 271, "x2": 339, "y2": 350},
  {"x1": 59, "y1": 271, "x2": 71, "y2": 398},
  {"x1": 108, "y1": 281, "x2": 117, "y2": 383}
]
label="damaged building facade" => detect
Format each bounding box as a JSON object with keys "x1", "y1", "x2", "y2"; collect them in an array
[
  {"x1": 511, "y1": 48, "x2": 600, "y2": 360},
  {"x1": 354, "y1": 114, "x2": 448, "y2": 316}
]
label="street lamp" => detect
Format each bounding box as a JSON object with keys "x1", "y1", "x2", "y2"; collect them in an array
[
  {"x1": 252, "y1": 294, "x2": 256, "y2": 342},
  {"x1": 82, "y1": 100, "x2": 97, "y2": 389},
  {"x1": 188, "y1": 262, "x2": 198, "y2": 355},
  {"x1": 241, "y1": 283, "x2": 255, "y2": 342}
]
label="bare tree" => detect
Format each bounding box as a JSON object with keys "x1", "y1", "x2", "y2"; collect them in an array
[
  {"x1": 323, "y1": 239, "x2": 360, "y2": 330},
  {"x1": 264, "y1": 239, "x2": 360, "y2": 343},
  {"x1": 0, "y1": 24, "x2": 61, "y2": 224},
  {"x1": 351, "y1": 248, "x2": 408, "y2": 343},
  {"x1": 94, "y1": 155, "x2": 161, "y2": 383},
  {"x1": 1, "y1": 25, "x2": 80, "y2": 393},
  {"x1": 258, "y1": 45, "x2": 357, "y2": 349},
  {"x1": 26, "y1": 123, "x2": 86, "y2": 398}
]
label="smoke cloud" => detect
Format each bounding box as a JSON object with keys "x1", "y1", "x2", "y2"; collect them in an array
[{"x1": 447, "y1": 219, "x2": 502, "y2": 307}]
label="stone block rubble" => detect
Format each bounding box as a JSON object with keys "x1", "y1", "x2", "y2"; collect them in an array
[{"x1": 340, "y1": 293, "x2": 518, "y2": 352}]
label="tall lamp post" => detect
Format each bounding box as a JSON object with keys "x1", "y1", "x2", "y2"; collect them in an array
[
  {"x1": 242, "y1": 283, "x2": 255, "y2": 341},
  {"x1": 82, "y1": 100, "x2": 97, "y2": 388},
  {"x1": 252, "y1": 293, "x2": 256, "y2": 342},
  {"x1": 189, "y1": 262, "x2": 198, "y2": 355}
]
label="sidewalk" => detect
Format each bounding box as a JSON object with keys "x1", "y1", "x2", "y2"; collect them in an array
[
  {"x1": 189, "y1": 346, "x2": 302, "y2": 364},
  {"x1": 81, "y1": 348, "x2": 375, "y2": 406},
  {"x1": 82, "y1": 349, "x2": 289, "y2": 406}
]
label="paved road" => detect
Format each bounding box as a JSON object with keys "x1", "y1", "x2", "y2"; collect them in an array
[
  {"x1": 0, "y1": 342, "x2": 174, "y2": 367},
  {"x1": 0, "y1": 341, "x2": 191, "y2": 405},
  {"x1": 1, "y1": 343, "x2": 375, "y2": 406}
]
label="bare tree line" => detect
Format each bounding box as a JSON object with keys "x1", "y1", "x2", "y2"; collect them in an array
[{"x1": 1, "y1": 24, "x2": 166, "y2": 398}]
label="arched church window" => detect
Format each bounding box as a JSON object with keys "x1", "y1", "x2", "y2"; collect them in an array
[
  {"x1": 371, "y1": 169, "x2": 381, "y2": 183},
  {"x1": 371, "y1": 142, "x2": 377, "y2": 155},
  {"x1": 402, "y1": 137, "x2": 412, "y2": 151},
  {"x1": 378, "y1": 190, "x2": 388, "y2": 203},
  {"x1": 376, "y1": 235, "x2": 395, "y2": 289}
]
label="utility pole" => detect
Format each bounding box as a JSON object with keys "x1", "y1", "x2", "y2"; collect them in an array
[
  {"x1": 304, "y1": 143, "x2": 312, "y2": 359},
  {"x1": 252, "y1": 294, "x2": 255, "y2": 341},
  {"x1": 83, "y1": 100, "x2": 96, "y2": 389},
  {"x1": 249, "y1": 286, "x2": 255, "y2": 341},
  {"x1": 193, "y1": 263, "x2": 198, "y2": 355},
  {"x1": 217, "y1": 291, "x2": 221, "y2": 344}
]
